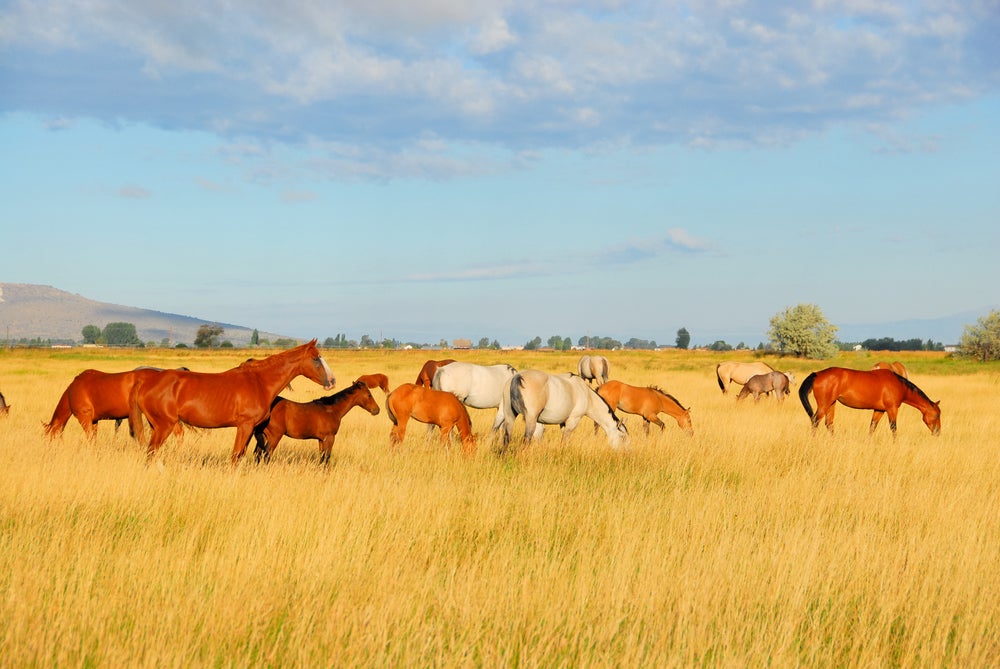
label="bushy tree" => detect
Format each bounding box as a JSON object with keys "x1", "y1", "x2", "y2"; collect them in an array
[
  {"x1": 675, "y1": 327, "x2": 690, "y2": 349},
  {"x1": 959, "y1": 309, "x2": 1000, "y2": 362},
  {"x1": 194, "y1": 324, "x2": 224, "y2": 348},
  {"x1": 767, "y1": 303, "x2": 838, "y2": 359},
  {"x1": 102, "y1": 322, "x2": 142, "y2": 347},
  {"x1": 478, "y1": 337, "x2": 491, "y2": 349},
  {"x1": 524, "y1": 336, "x2": 542, "y2": 350},
  {"x1": 81, "y1": 324, "x2": 101, "y2": 344}
]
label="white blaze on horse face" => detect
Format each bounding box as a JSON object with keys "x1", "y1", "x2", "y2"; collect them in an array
[{"x1": 319, "y1": 356, "x2": 335, "y2": 390}]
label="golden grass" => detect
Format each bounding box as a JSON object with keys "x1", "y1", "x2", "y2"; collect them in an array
[{"x1": 1, "y1": 348, "x2": 999, "y2": 666}]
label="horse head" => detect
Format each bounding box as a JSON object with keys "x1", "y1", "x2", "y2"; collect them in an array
[{"x1": 923, "y1": 400, "x2": 942, "y2": 436}]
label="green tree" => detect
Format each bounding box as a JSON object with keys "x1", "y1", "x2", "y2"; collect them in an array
[
  {"x1": 524, "y1": 336, "x2": 542, "y2": 350},
  {"x1": 547, "y1": 335, "x2": 568, "y2": 350},
  {"x1": 194, "y1": 324, "x2": 224, "y2": 348},
  {"x1": 768, "y1": 303, "x2": 838, "y2": 359},
  {"x1": 81, "y1": 324, "x2": 101, "y2": 344},
  {"x1": 477, "y1": 337, "x2": 491, "y2": 349},
  {"x1": 102, "y1": 322, "x2": 142, "y2": 347},
  {"x1": 675, "y1": 327, "x2": 690, "y2": 349},
  {"x1": 251, "y1": 329, "x2": 259, "y2": 346},
  {"x1": 959, "y1": 309, "x2": 1000, "y2": 362}
]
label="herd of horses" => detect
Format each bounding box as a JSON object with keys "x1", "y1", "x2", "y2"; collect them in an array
[{"x1": 0, "y1": 342, "x2": 941, "y2": 466}]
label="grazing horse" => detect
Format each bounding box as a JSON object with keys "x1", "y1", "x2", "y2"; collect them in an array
[
  {"x1": 578, "y1": 355, "x2": 610, "y2": 385},
  {"x1": 386, "y1": 383, "x2": 476, "y2": 454},
  {"x1": 43, "y1": 367, "x2": 182, "y2": 441},
  {"x1": 502, "y1": 370, "x2": 628, "y2": 450},
  {"x1": 873, "y1": 361, "x2": 909, "y2": 379},
  {"x1": 737, "y1": 371, "x2": 791, "y2": 402},
  {"x1": 355, "y1": 373, "x2": 390, "y2": 395},
  {"x1": 715, "y1": 361, "x2": 775, "y2": 394},
  {"x1": 129, "y1": 339, "x2": 334, "y2": 464},
  {"x1": 415, "y1": 359, "x2": 456, "y2": 387},
  {"x1": 432, "y1": 361, "x2": 517, "y2": 432},
  {"x1": 253, "y1": 380, "x2": 380, "y2": 464},
  {"x1": 596, "y1": 380, "x2": 693, "y2": 436},
  {"x1": 799, "y1": 367, "x2": 941, "y2": 436},
  {"x1": 0, "y1": 389, "x2": 9, "y2": 417}
]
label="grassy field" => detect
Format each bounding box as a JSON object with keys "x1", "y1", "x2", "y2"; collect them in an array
[{"x1": 1, "y1": 347, "x2": 999, "y2": 667}]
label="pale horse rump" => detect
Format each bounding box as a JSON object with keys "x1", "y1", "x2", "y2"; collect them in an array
[
  {"x1": 432, "y1": 361, "x2": 517, "y2": 432},
  {"x1": 501, "y1": 369, "x2": 628, "y2": 452},
  {"x1": 578, "y1": 355, "x2": 610, "y2": 385}
]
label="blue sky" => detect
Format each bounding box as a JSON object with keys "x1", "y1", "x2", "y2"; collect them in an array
[{"x1": 2, "y1": 0, "x2": 998, "y2": 346}]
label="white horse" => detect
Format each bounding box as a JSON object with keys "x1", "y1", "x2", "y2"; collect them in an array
[
  {"x1": 578, "y1": 355, "x2": 610, "y2": 385},
  {"x1": 501, "y1": 370, "x2": 628, "y2": 450},
  {"x1": 432, "y1": 362, "x2": 517, "y2": 432}
]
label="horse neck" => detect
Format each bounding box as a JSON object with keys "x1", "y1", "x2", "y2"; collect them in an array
[
  {"x1": 244, "y1": 348, "x2": 310, "y2": 397},
  {"x1": 655, "y1": 391, "x2": 685, "y2": 417},
  {"x1": 901, "y1": 383, "x2": 934, "y2": 413},
  {"x1": 586, "y1": 388, "x2": 618, "y2": 431}
]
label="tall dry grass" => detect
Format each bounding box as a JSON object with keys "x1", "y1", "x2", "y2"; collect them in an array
[{"x1": 1, "y1": 347, "x2": 999, "y2": 667}]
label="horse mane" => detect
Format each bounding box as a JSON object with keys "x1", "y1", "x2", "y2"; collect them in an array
[
  {"x1": 647, "y1": 385, "x2": 688, "y2": 410},
  {"x1": 312, "y1": 380, "x2": 366, "y2": 407},
  {"x1": 897, "y1": 375, "x2": 935, "y2": 404}
]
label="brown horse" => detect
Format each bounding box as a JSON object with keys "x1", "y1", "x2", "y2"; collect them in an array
[
  {"x1": 44, "y1": 367, "x2": 182, "y2": 441},
  {"x1": 415, "y1": 359, "x2": 455, "y2": 387},
  {"x1": 253, "y1": 380, "x2": 380, "y2": 464},
  {"x1": 129, "y1": 339, "x2": 334, "y2": 464},
  {"x1": 596, "y1": 380, "x2": 693, "y2": 436},
  {"x1": 737, "y1": 371, "x2": 791, "y2": 402},
  {"x1": 799, "y1": 367, "x2": 940, "y2": 436},
  {"x1": 716, "y1": 360, "x2": 775, "y2": 394},
  {"x1": 0, "y1": 389, "x2": 9, "y2": 417},
  {"x1": 873, "y1": 361, "x2": 909, "y2": 379},
  {"x1": 355, "y1": 373, "x2": 390, "y2": 394},
  {"x1": 386, "y1": 383, "x2": 476, "y2": 454}
]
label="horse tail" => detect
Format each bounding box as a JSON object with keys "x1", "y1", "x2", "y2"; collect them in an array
[
  {"x1": 798, "y1": 372, "x2": 817, "y2": 419},
  {"x1": 43, "y1": 385, "x2": 73, "y2": 438},
  {"x1": 716, "y1": 364, "x2": 726, "y2": 393},
  {"x1": 127, "y1": 380, "x2": 148, "y2": 445},
  {"x1": 385, "y1": 392, "x2": 398, "y2": 426},
  {"x1": 509, "y1": 374, "x2": 526, "y2": 418}
]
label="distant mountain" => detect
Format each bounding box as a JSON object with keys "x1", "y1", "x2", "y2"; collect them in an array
[{"x1": 0, "y1": 283, "x2": 286, "y2": 346}]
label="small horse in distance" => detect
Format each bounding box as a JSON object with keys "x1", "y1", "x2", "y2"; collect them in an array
[
  {"x1": 355, "y1": 373, "x2": 390, "y2": 395},
  {"x1": 737, "y1": 371, "x2": 791, "y2": 402},
  {"x1": 596, "y1": 380, "x2": 693, "y2": 436},
  {"x1": 432, "y1": 361, "x2": 517, "y2": 432},
  {"x1": 502, "y1": 370, "x2": 627, "y2": 451},
  {"x1": 386, "y1": 383, "x2": 477, "y2": 454},
  {"x1": 415, "y1": 359, "x2": 456, "y2": 387},
  {"x1": 715, "y1": 360, "x2": 775, "y2": 394},
  {"x1": 578, "y1": 355, "x2": 610, "y2": 385},
  {"x1": 129, "y1": 339, "x2": 334, "y2": 464},
  {"x1": 253, "y1": 380, "x2": 381, "y2": 464},
  {"x1": 799, "y1": 367, "x2": 940, "y2": 437},
  {"x1": 873, "y1": 361, "x2": 908, "y2": 379}
]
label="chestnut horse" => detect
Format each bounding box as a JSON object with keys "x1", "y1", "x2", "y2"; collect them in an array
[
  {"x1": 415, "y1": 359, "x2": 455, "y2": 387},
  {"x1": 716, "y1": 360, "x2": 775, "y2": 394},
  {"x1": 596, "y1": 380, "x2": 693, "y2": 436},
  {"x1": 253, "y1": 380, "x2": 380, "y2": 464},
  {"x1": 355, "y1": 373, "x2": 390, "y2": 395},
  {"x1": 129, "y1": 339, "x2": 334, "y2": 464},
  {"x1": 0, "y1": 389, "x2": 9, "y2": 417},
  {"x1": 873, "y1": 361, "x2": 908, "y2": 379},
  {"x1": 578, "y1": 355, "x2": 610, "y2": 385},
  {"x1": 386, "y1": 383, "x2": 476, "y2": 454},
  {"x1": 799, "y1": 367, "x2": 940, "y2": 436},
  {"x1": 44, "y1": 367, "x2": 182, "y2": 441}
]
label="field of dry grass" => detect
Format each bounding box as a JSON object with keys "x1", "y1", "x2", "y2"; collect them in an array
[{"x1": 1, "y1": 347, "x2": 999, "y2": 666}]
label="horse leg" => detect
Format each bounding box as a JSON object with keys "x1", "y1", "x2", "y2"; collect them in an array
[
  {"x1": 319, "y1": 435, "x2": 335, "y2": 465},
  {"x1": 869, "y1": 410, "x2": 885, "y2": 435},
  {"x1": 643, "y1": 418, "x2": 652, "y2": 436},
  {"x1": 390, "y1": 415, "x2": 409, "y2": 448},
  {"x1": 230, "y1": 424, "x2": 255, "y2": 465},
  {"x1": 886, "y1": 407, "x2": 900, "y2": 439},
  {"x1": 823, "y1": 404, "x2": 837, "y2": 435},
  {"x1": 650, "y1": 416, "x2": 666, "y2": 432},
  {"x1": 489, "y1": 407, "x2": 505, "y2": 433}
]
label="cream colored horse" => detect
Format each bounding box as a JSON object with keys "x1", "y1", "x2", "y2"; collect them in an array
[
  {"x1": 872, "y1": 361, "x2": 908, "y2": 379},
  {"x1": 715, "y1": 360, "x2": 775, "y2": 394},
  {"x1": 501, "y1": 370, "x2": 627, "y2": 450}
]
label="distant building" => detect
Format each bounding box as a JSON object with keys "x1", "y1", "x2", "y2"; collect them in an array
[{"x1": 452, "y1": 338, "x2": 472, "y2": 349}]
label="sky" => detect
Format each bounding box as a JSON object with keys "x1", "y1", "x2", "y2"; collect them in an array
[{"x1": 1, "y1": 0, "x2": 998, "y2": 347}]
